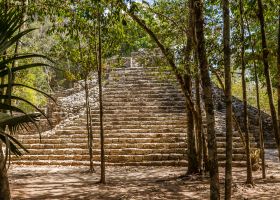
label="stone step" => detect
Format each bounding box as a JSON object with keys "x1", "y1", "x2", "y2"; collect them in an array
[
  {"x1": 21, "y1": 142, "x2": 187, "y2": 150},
  {"x1": 101, "y1": 100, "x2": 184, "y2": 105},
  {"x1": 72, "y1": 120, "x2": 187, "y2": 127},
  {"x1": 89, "y1": 113, "x2": 186, "y2": 118},
  {"x1": 75, "y1": 116, "x2": 187, "y2": 123},
  {"x1": 13, "y1": 152, "x2": 248, "y2": 164},
  {"x1": 11, "y1": 160, "x2": 187, "y2": 166},
  {"x1": 19, "y1": 148, "x2": 188, "y2": 156},
  {"x1": 19, "y1": 146, "x2": 247, "y2": 156},
  {"x1": 19, "y1": 137, "x2": 186, "y2": 144},
  {"x1": 60, "y1": 124, "x2": 188, "y2": 131},
  {"x1": 102, "y1": 96, "x2": 184, "y2": 101},
  {"x1": 102, "y1": 94, "x2": 184, "y2": 99},
  {"x1": 18, "y1": 132, "x2": 187, "y2": 139},
  {"x1": 13, "y1": 153, "x2": 187, "y2": 162},
  {"x1": 218, "y1": 154, "x2": 246, "y2": 161},
  {"x1": 11, "y1": 159, "x2": 247, "y2": 167}
]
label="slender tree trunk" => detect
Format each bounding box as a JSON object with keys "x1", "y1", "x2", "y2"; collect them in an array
[
  {"x1": 85, "y1": 77, "x2": 94, "y2": 172},
  {"x1": 254, "y1": 58, "x2": 266, "y2": 179},
  {"x1": 257, "y1": 0, "x2": 280, "y2": 159},
  {"x1": 194, "y1": 51, "x2": 208, "y2": 173},
  {"x1": 195, "y1": 72, "x2": 203, "y2": 172},
  {"x1": 185, "y1": 0, "x2": 199, "y2": 175},
  {"x1": 240, "y1": 0, "x2": 253, "y2": 185},
  {"x1": 0, "y1": 142, "x2": 11, "y2": 200},
  {"x1": 245, "y1": 17, "x2": 266, "y2": 179},
  {"x1": 223, "y1": 0, "x2": 233, "y2": 198},
  {"x1": 185, "y1": 76, "x2": 199, "y2": 174},
  {"x1": 88, "y1": 104, "x2": 94, "y2": 172},
  {"x1": 98, "y1": 4, "x2": 105, "y2": 184},
  {"x1": 277, "y1": 8, "x2": 280, "y2": 153},
  {"x1": 193, "y1": 0, "x2": 220, "y2": 199}
]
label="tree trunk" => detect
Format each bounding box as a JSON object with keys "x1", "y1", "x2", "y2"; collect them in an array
[
  {"x1": 193, "y1": 0, "x2": 220, "y2": 199},
  {"x1": 195, "y1": 72, "x2": 203, "y2": 172},
  {"x1": 0, "y1": 142, "x2": 11, "y2": 200},
  {"x1": 185, "y1": 76, "x2": 199, "y2": 175},
  {"x1": 277, "y1": 8, "x2": 280, "y2": 153},
  {"x1": 222, "y1": 0, "x2": 233, "y2": 198},
  {"x1": 185, "y1": 0, "x2": 199, "y2": 175},
  {"x1": 240, "y1": 0, "x2": 253, "y2": 185},
  {"x1": 98, "y1": 4, "x2": 105, "y2": 184},
  {"x1": 245, "y1": 17, "x2": 266, "y2": 179},
  {"x1": 194, "y1": 51, "x2": 209, "y2": 173},
  {"x1": 85, "y1": 77, "x2": 94, "y2": 173},
  {"x1": 257, "y1": 0, "x2": 280, "y2": 159}
]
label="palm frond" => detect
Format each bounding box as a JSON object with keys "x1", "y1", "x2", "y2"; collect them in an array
[
  {"x1": 0, "y1": 129, "x2": 30, "y2": 170},
  {"x1": 0, "y1": 103, "x2": 26, "y2": 114},
  {"x1": 0, "y1": 112, "x2": 40, "y2": 132}
]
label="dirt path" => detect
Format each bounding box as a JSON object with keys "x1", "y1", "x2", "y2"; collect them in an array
[{"x1": 9, "y1": 150, "x2": 280, "y2": 199}]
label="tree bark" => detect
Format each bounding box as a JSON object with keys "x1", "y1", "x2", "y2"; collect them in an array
[
  {"x1": 0, "y1": 142, "x2": 11, "y2": 200},
  {"x1": 186, "y1": 76, "x2": 199, "y2": 174},
  {"x1": 185, "y1": 0, "x2": 199, "y2": 175},
  {"x1": 245, "y1": 17, "x2": 266, "y2": 179},
  {"x1": 277, "y1": 8, "x2": 280, "y2": 153},
  {"x1": 194, "y1": 51, "x2": 209, "y2": 173},
  {"x1": 222, "y1": 0, "x2": 233, "y2": 198},
  {"x1": 193, "y1": 0, "x2": 220, "y2": 199},
  {"x1": 240, "y1": 0, "x2": 253, "y2": 185},
  {"x1": 257, "y1": 0, "x2": 280, "y2": 159},
  {"x1": 195, "y1": 72, "x2": 203, "y2": 172},
  {"x1": 85, "y1": 77, "x2": 94, "y2": 173},
  {"x1": 98, "y1": 4, "x2": 105, "y2": 184}
]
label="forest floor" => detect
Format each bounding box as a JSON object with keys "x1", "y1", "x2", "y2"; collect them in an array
[{"x1": 9, "y1": 150, "x2": 280, "y2": 200}]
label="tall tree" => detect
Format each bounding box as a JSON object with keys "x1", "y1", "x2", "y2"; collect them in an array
[
  {"x1": 277, "y1": 8, "x2": 280, "y2": 148},
  {"x1": 194, "y1": 51, "x2": 209, "y2": 172},
  {"x1": 245, "y1": 17, "x2": 266, "y2": 179},
  {"x1": 193, "y1": 0, "x2": 220, "y2": 199},
  {"x1": 98, "y1": 1, "x2": 106, "y2": 184},
  {"x1": 257, "y1": 0, "x2": 280, "y2": 159},
  {"x1": 222, "y1": 0, "x2": 233, "y2": 198},
  {"x1": 185, "y1": 0, "x2": 199, "y2": 175},
  {"x1": 240, "y1": 0, "x2": 253, "y2": 185}
]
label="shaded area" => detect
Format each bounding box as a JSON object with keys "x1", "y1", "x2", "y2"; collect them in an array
[
  {"x1": 9, "y1": 166, "x2": 208, "y2": 200},
  {"x1": 9, "y1": 155, "x2": 280, "y2": 200}
]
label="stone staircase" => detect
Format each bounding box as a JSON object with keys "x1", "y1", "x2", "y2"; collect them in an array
[{"x1": 12, "y1": 57, "x2": 257, "y2": 166}]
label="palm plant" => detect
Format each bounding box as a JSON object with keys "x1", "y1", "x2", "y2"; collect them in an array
[{"x1": 0, "y1": 8, "x2": 54, "y2": 200}]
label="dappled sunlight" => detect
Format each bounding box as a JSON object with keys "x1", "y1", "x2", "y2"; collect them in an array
[
  {"x1": 9, "y1": 162, "x2": 280, "y2": 199},
  {"x1": 9, "y1": 166, "x2": 209, "y2": 199}
]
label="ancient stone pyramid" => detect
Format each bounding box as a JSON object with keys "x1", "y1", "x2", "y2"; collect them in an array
[{"x1": 13, "y1": 56, "x2": 265, "y2": 166}]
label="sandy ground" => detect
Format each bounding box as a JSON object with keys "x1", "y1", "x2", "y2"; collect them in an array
[{"x1": 8, "y1": 150, "x2": 280, "y2": 200}]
